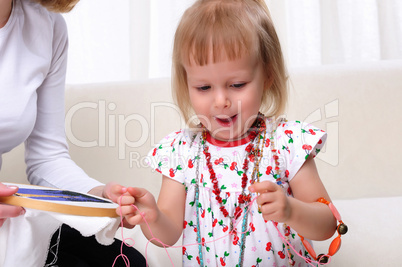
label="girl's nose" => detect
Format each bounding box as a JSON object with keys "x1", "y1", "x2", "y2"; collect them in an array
[{"x1": 214, "y1": 88, "x2": 231, "y2": 109}]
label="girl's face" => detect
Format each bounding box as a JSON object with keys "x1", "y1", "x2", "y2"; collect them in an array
[{"x1": 185, "y1": 53, "x2": 267, "y2": 142}]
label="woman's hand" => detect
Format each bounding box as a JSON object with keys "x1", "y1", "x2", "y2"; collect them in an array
[
  {"x1": 249, "y1": 181, "x2": 291, "y2": 223},
  {"x1": 102, "y1": 182, "x2": 129, "y2": 203},
  {"x1": 0, "y1": 183, "x2": 25, "y2": 227}
]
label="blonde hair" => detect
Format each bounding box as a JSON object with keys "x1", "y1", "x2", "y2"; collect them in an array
[
  {"x1": 172, "y1": 0, "x2": 288, "y2": 125},
  {"x1": 32, "y1": 0, "x2": 80, "y2": 13}
]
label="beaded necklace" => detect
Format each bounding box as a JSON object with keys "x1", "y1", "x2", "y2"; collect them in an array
[
  {"x1": 201, "y1": 117, "x2": 265, "y2": 222},
  {"x1": 269, "y1": 119, "x2": 294, "y2": 266},
  {"x1": 194, "y1": 114, "x2": 273, "y2": 267},
  {"x1": 194, "y1": 116, "x2": 296, "y2": 266}
]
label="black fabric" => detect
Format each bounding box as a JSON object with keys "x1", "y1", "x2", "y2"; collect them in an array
[{"x1": 45, "y1": 224, "x2": 147, "y2": 267}]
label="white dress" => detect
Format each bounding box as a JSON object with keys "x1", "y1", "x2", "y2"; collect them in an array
[{"x1": 147, "y1": 118, "x2": 326, "y2": 267}]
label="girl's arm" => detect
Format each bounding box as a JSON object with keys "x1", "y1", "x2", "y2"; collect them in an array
[
  {"x1": 124, "y1": 176, "x2": 186, "y2": 247},
  {"x1": 249, "y1": 156, "x2": 337, "y2": 241}
]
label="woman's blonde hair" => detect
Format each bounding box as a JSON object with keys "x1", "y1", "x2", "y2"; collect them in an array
[
  {"x1": 32, "y1": 0, "x2": 79, "y2": 13},
  {"x1": 172, "y1": 0, "x2": 288, "y2": 125}
]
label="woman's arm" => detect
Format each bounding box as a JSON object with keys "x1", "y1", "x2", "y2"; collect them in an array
[{"x1": 25, "y1": 13, "x2": 103, "y2": 193}]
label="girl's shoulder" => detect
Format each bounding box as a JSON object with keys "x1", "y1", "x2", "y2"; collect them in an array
[
  {"x1": 148, "y1": 129, "x2": 201, "y2": 157},
  {"x1": 146, "y1": 129, "x2": 201, "y2": 180},
  {"x1": 264, "y1": 117, "x2": 327, "y2": 181},
  {"x1": 264, "y1": 117, "x2": 327, "y2": 156},
  {"x1": 274, "y1": 119, "x2": 326, "y2": 137}
]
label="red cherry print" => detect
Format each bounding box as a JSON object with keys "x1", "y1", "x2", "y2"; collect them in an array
[
  {"x1": 266, "y1": 242, "x2": 272, "y2": 251},
  {"x1": 230, "y1": 162, "x2": 237, "y2": 171},
  {"x1": 169, "y1": 168, "x2": 175, "y2": 177},
  {"x1": 197, "y1": 256, "x2": 200, "y2": 265},
  {"x1": 266, "y1": 166, "x2": 272, "y2": 175},
  {"x1": 220, "y1": 257, "x2": 226, "y2": 266},
  {"x1": 265, "y1": 138, "x2": 270, "y2": 147},
  {"x1": 250, "y1": 223, "x2": 255, "y2": 232},
  {"x1": 309, "y1": 129, "x2": 316, "y2": 135},
  {"x1": 318, "y1": 139, "x2": 323, "y2": 144},
  {"x1": 223, "y1": 226, "x2": 229, "y2": 232},
  {"x1": 201, "y1": 209, "x2": 205, "y2": 218},
  {"x1": 182, "y1": 247, "x2": 186, "y2": 254},
  {"x1": 302, "y1": 144, "x2": 312, "y2": 151},
  {"x1": 278, "y1": 251, "x2": 286, "y2": 259},
  {"x1": 212, "y1": 218, "x2": 218, "y2": 227},
  {"x1": 285, "y1": 227, "x2": 290, "y2": 236},
  {"x1": 183, "y1": 221, "x2": 188, "y2": 229},
  {"x1": 152, "y1": 148, "x2": 157, "y2": 156},
  {"x1": 233, "y1": 235, "x2": 239, "y2": 245},
  {"x1": 188, "y1": 159, "x2": 194, "y2": 168},
  {"x1": 214, "y1": 159, "x2": 220, "y2": 165}
]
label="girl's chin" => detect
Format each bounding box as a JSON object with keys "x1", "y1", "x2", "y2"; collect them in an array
[{"x1": 209, "y1": 130, "x2": 248, "y2": 143}]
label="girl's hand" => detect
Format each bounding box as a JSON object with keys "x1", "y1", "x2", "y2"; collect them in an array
[
  {"x1": 98, "y1": 182, "x2": 137, "y2": 228},
  {"x1": 249, "y1": 181, "x2": 291, "y2": 223},
  {"x1": 119, "y1": 187, "x2": 158, "y2": 228},
  {"x1": 0, "y1": 183, "x2": 25, "y2": 227}
]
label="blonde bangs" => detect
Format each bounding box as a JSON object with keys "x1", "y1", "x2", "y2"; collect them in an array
[{"x1": 177, "y1": 1, "x2": 258, "y2": 67}]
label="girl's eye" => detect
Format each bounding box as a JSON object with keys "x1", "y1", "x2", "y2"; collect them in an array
[
  {"x1": 197, "y1": 85, "x2": 211, "y2": 91},
  {"x1": 231, "y1": 83, "x2": 246, "y2": 88}
]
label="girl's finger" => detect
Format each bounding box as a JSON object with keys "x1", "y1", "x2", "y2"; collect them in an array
[
  {"x1": 117, "y1": 195, "x2": 135, "y2": 205},
  {"x1": 125, "y1": 213, "x2": 145, "y2": 226},
  {"x1": 116, "y1": 205, "x2": 136, "y2": 217},
  {"x1": 249, "y1": 181, "x2": 279, "y2": 194}
]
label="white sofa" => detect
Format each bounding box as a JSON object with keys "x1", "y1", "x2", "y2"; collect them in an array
[{"x1": 1, "y1": 60, "x2": 402, "y2": 266}]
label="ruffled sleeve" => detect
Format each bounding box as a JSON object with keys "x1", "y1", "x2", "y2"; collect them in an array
[
  {"x1": 275, "y1": 120, "x2": 327, "y2": 182},
  {"x1": 146, "y1": 129, "x2": 197, "y2": 184}
]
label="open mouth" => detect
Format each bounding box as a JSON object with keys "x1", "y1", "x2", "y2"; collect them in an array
[{"x1": 214, "y1": 114, "x2": 238, "y2": 127}]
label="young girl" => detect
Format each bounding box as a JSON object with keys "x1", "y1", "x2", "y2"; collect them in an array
[{"x1": 122, "y1": 0, "x2": 341, "y2": 266}]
